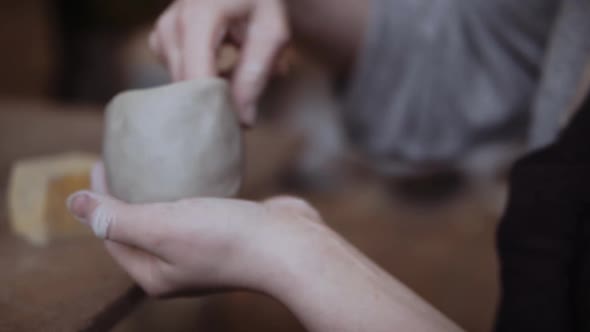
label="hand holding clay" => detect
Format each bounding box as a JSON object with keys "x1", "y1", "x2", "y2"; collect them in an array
[
  {"x1": 67, "y1": 163, "x2": 323, "y2": 297},
  {"x1": 103, "y1": 78, "x2": 243, "y2": 204},
  {"x1": 66, "y1": 172, "x2": 462, "y2": 332},
  {"x1": 149, "y1": 0, "x2": 290, "y2": 125}
]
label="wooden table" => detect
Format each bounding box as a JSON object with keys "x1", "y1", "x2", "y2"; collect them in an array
[
  {"x1": 0, "y1": 102, "x2": 144, "y2": 331},
  {"x1": 0, "y1": 234, "x2": 144, "y2": 331}
]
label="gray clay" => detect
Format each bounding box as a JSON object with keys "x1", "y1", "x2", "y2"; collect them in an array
[{"x1": 103, "y1": 78, "x2": 243, "y2": 203}]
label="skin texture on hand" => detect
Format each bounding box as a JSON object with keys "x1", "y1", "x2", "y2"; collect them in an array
[
  {"x1": 274, "y1": 225, "x2": 465, "y2": 332},
  {"x1": 150, "y1": 0, "x2": 291, "y2": 126},
  {"x1": 67, "y1": 163, "x2": 462, "y2": 331},
  {"x1": 149, "y1": 0, "x2": 370, "y2": 126},
  {"x1": 67, "y1": 163, "x2": 321, "y2": 296}
]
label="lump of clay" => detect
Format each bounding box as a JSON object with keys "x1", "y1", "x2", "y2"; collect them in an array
[{"x1": 103, "y1": 78, "x2": 243, "y2": 204}]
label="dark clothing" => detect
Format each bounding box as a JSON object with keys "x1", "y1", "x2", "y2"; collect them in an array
[{"x1": 495, "y1": 92, "x2": 590, "y2": 331}]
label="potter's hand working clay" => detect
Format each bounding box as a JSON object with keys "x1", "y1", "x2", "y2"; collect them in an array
[
  {"x1": 150, "y1": 0, "x2": 366, "y2": 126},
  {"x1": 66, "y1": 164, "x2": 462, "y2": 332},
  {"x1": 104, "y1": 78, "x2": 242, "y2": 204},
  {"x1": 150, "y1": 0, "x2": 290, "y2": 125}
]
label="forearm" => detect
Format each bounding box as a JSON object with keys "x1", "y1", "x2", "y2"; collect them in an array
[
  {"x1": 285, "y1": 0, "x2": 370, "y2": 73},
  {"x1": 263, "y1": 223, "x2": 463, "y2": 332}
]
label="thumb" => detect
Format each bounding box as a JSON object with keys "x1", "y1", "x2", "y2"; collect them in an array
[
  {"x1": 66, "y1": 191, "x2": 162, "y2": 253},
  {"x1": 67, "y1": 190, "x2": 116, "y2": 239},
  {"x1": 263, "y1": 196, "x2": 323, "y2": 224},
  {"x1": 90, "y1": 161, "x2": 109, "y2": 195}
]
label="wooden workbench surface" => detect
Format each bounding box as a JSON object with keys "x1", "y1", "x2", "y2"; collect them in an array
[
  {"x1": 0, "y1": 102, "x2": 143, "y2": 331},
  {"x1": 0, "y1": 234, "x2": 143, "y2": 331}
]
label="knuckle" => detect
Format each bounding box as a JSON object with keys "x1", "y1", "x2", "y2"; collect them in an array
[
  {"x1": 155, "y1": 15, "x2": 170, "y2": 33},
  {"x1": 267, "y1": 196, "x2": 311, "y2": 210},
  {"x1": 141, "y1": 266, "x2": 172, "y2": 297},
  {"x1": 273, "y1": 23, "x2": 290, "y2": 44},
  {"x1": 268, "y1": 196, "x2": 323, "y2": 222},
  {"x1": 139, "y1": 277, "x2": 163, "y2": 297},
  {"x1": 142, "y1": 282, "x2": 167, "y2": 298},
  {"x1": 294, "y1": 201, "x2": 318, "y2": 216},
  {"x1": 282, "y1": 196, "x2": 309, "y2": 207},
  {"x1": 284, "y1": 196, "x2": 309, "y2": 206}
]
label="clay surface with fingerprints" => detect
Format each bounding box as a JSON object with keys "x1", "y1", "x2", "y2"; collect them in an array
[{"x1": 103, "y1": 78, "x2": 243, "y2": 203}]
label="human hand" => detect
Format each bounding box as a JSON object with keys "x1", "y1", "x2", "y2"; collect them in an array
[
  {"x1": 67, "y1": 164, "x2": 462, "y2": 332},
  {"x1": 150, "y1": 0, "x2": 290, "y2": 126},
  {"x1": 66, "y1": 163, "x2": 323, "y2": 297}
]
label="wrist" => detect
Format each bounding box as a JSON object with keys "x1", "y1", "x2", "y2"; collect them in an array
[
  {"x1": 258, "y1": 219, "x2": 344, "y2": 304},
  {"x1": 253, "y1": 223, "x2": 463, "y2": 332},
  {"x1": 217, "y1": 214, "x2": 305, "y2": 294}
]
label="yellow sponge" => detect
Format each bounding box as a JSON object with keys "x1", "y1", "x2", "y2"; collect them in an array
[{"x1": 7, "y1": 153, "x2": 98, "y2": 246}]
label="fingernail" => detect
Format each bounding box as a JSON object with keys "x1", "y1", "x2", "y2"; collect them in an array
[
  {"x1": 67, "y1": 191, "x2": 112, "y2": 239},
  {"x1": 66, "y1": 191, "x2": 96, "y2": 224}
]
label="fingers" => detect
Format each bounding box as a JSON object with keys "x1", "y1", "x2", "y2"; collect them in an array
[
  {"x1": 66, "y1": 191, "x2": 166, "y2": 253},
  {"x1": 150, "y1": 0, "x2": 290, "y2": 126},
  {"x1": 151, "y1": 2, "x2": 183, "y2": 80},
  {"x1": 263, "y1": 196, "x2": 323, "y2": 223},
  {"x1": 68, "y1": 191, "x2": 180, "y2": 296},
  {"x1": 67, "y1": 191, "x2": 114, "y2": 239},
  {"x1": 91, "y1": 161, "x2": 109, "y2": 195},
  {"x1": 151, "y1": 1, "x2": 229, "y2": 81},
  {"x1": 232, "y1": 3, "x2": 290, "y2": 126},
  {"x1": 105, "y1": 241, "x2": 173, "y2": 297},
  {"x1": 179, "y1": 2, "x2": 227, "y2": 80}
]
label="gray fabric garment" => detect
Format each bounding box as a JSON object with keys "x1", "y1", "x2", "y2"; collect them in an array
[
  {"x1": 529, "y1": 0, "x2": 590, "y2": 150},
  {"x1": 344, "y1": 0, "x2": 590, "y2": 172}
]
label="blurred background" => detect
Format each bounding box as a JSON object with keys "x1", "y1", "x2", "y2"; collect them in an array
[{"x1": 0, "y1": 1, "x2": 506, "y2": 331}]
